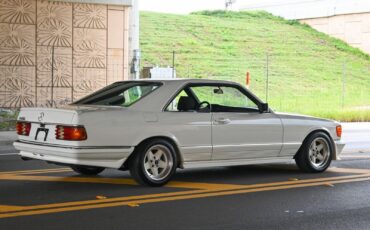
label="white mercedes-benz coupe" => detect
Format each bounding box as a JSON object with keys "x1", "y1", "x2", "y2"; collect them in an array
[{"x1": 14, "y1": 79, "x2": 345, "y2": 186}]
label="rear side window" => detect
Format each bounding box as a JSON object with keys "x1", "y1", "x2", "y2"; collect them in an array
[
  {"x1": 74, "y1": 82, "x2": 161, "y2": 107},
  {"x1": 166, "y1": 90, "x2": 189, "y2": 111}
]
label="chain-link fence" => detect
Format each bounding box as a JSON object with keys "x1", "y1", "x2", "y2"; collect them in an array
[
  {"x1": 140, "y1": 50, "x2": 370, "y2": 121},
  {"x1": 1, "y1": 48, "x2": 369, "y2": 130}
]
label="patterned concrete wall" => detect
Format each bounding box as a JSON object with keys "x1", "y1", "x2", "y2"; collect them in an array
[
  {"x1": 0, "y1": 0, "x2": 130, "y2": 108},
  {"x1": 300, "y1": 13, "x2": 370, "y2": 55}
]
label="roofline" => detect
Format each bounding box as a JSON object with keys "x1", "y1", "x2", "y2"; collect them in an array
[
  {"x1": 115, "y1": 78, "x2": 238, "y2": 84},
  {"x1": 128, "y1": 78, "x2": 265, "y2": 112}
]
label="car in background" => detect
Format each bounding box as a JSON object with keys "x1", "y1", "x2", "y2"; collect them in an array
[{"x1": 14, "y1": 79, "x2": 345, "y2": 186}]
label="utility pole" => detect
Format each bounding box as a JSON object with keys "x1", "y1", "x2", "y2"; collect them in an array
[
  {"x1": 342, "y1": 61, "x2": 346, "y2": 108},
  {"x1": 51, "y1": 46, "x2": 54, "y2": 107},
  {"x1": 172, "y1": 51, "x2": 175, "y2": 78},
  {"x1": 265, "y1": 53, "x2": 269, "y2": 102},
  {"x1": 130, "y1": 0, "x2": 140, "y2": 79}
]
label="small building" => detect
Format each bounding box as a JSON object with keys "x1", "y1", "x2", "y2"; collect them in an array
[
  {"x1": 240, "y1": 0, "x2": 370, "y2": 54},
  {"x1": 0, "y1": 0, "x2": 139, "y2": 108}
]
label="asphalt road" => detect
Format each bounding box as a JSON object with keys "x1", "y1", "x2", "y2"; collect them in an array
[{"x1": 0, "y1": 124, "x2": 369, "y2": 230}]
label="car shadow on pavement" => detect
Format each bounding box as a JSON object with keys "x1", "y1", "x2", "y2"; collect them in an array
[{"x1": 172, "y1": 164, "x2": 346, "y2": 185}]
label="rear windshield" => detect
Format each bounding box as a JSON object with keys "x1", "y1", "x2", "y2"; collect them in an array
[{"x1": 74, "y1": 82, "x2": 161, "y2": 107}]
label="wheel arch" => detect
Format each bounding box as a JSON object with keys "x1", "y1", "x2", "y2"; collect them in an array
[
  {"x1": 120, "y1": 135, "x2": 184, "y2": 170},
  {"x1": 294, "y1": 128, "x2": 337, "y2": 160}
]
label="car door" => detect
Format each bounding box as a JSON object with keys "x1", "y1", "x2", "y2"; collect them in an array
[
  {"x1": 161, "y1": 88, "x2": 212, "y2": 162},
  {"x1": 190, "y1": 84, "x2": 283, "y2": 160}
]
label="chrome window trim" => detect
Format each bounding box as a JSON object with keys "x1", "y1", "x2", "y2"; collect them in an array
[
  {"x1": 73, "y1": 81, "x2": 163, "y2": 108},
  {"x1": 162, "y1": 82, "x2": 265, "y2": 113}
]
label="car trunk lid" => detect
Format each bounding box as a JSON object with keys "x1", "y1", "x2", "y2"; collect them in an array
[
  {"x1": 17, "y1": 107, "x2": 79, "y2": 145},
  {"x1": 18, "y1": 107, "x2": 77, "y2": 124}
]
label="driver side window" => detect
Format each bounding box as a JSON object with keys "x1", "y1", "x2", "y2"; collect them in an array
[
  {"x1": 165, "y1": 84, "x2": 259, "y2": 113},
  {"x1": 190, "y1": 85, "x2": 259, "y2": 112}
]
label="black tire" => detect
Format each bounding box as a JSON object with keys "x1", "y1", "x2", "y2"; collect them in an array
[
  {"x1": 71, "y1": 165, "x2": 105, "y2": 175},
  {"x1": 295, "y1": 131, "x2": 333, "y2": 173},
  {"x1": 129, "y1": 139, "x2": 178, "y2": 187}
]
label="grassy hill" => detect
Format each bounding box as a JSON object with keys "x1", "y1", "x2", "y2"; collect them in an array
[{"x1": 140, "y1": 11, "x2": 370, "y2": 121}]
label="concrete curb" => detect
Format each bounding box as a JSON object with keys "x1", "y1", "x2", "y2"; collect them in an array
[
  {"x1": 0, "y1": 140, "x2": 14, "y2": 146},
  {"x1": 342, "y1": 149, "x2": 370, "y2": 154},
  {"x1": 0, "y1": 131, "x2": 17, "y2": 147}
]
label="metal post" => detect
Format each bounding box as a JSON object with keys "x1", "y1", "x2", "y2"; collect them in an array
[
  {"x1": 132, "y1": 49, "x2": 141, "y2": 80},
  {"x1": 265, "y1": 53, "x2": 269, "y2": 102},
  {"x1": 172, "y1": 51, "x2": 175, "y2": 78},
  {"x1": 51, "y1": 46, "x2": 55, "y2": 107},
  {"x1": 342, "y1": 61, "x2": 346, "y2": 108},
  {"x1": 129, "y1": 0, "x2": 140, "y2": 80},
  {"x1": 187, "y1": 64, "x2": 190, "y2": 78}
]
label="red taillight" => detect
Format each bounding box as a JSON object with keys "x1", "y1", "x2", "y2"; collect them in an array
[
  {"x1": 55, "y1": 125, "x2": 87, "y2": 141},
  {"x1": 336, "y1": 125, "x2": 342, "y2": 138},
  {"x1": 16, "y1": 122, "x2": 31, "y2": 136}
]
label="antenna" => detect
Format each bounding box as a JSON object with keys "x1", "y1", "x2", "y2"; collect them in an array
[{"x1": 225, "y1": 0, "x2": 236, "y2": 11}]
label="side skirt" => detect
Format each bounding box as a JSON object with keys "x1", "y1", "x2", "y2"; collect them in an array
[{"x1": 182, "y1": 157, "x2": 294, "y2": 169}]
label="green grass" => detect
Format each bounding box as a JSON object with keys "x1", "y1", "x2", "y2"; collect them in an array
[
  {"x1": 140, "y1": 11, "x2": 370, "y2": 121},
  {"x1": 0, "y1": 110, "x2": 18, "y2": 131}
]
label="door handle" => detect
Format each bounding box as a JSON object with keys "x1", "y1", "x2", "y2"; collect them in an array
[{"x1": 214, "y1": 118, "x2": 231, "y2": 125}]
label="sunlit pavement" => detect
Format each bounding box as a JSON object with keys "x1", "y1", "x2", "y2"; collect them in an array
[{"x1": 0, "y1": 124, "x2": 369, "y2": 229}]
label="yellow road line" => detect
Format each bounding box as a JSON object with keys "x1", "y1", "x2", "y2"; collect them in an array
[
  {"x1": 166, "y1": 181, "x2": 248, "y2": 190},
  {"x1": 15, "y1": 169, "x2": 73, "y2": 175},
  {"x1": 0, "y1": 190, "x2": 203, "y2": 214},
  {"x1": 0, "y1": 168, "x2": 71, "y2": 175},
  {"x1": 0, "y1": 172, "x2": 369, "y2": 215},
  {"x1": 0, "y1": 174, "x2": 245, "y2": 190},
  {"x1": 168, "y1": 172, "x2": 370, "y2": 190},
  {"x1": 0, "y1": 166, "x2": 366, "y2": 178},
  {"x1": 0, "y1": 205, "x2": 25, "y2": 212},
  {"x1": 1, "y1": 170, "x2": 369, "y2": 190},
  {"x1": 328, "y1": 167, "x2": 370, "y2": 174},
  {"x1": 0, "y1": 167, "x2": 369, "y2": 218},
  {"x1": 0, "y1": 174, "x2": 138, "y2": 185},
  {"x1": 1, "y1": 176, "x2": 369, "y2": 219}
]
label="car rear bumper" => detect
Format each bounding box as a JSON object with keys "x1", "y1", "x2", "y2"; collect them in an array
[{"x1": 13, "y1": 141, "x2": 134, "y2": 169}]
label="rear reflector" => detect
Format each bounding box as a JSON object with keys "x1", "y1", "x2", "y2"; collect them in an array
[
  {"x1": 55, "y1": 125, "x2": 87, "y2": 141},
  {"x1": 336, "y1": 125, "x2": 342, "y2": 138},
  {"x1": 16, "y1": 122, "x2": 31, "y2": 136}
]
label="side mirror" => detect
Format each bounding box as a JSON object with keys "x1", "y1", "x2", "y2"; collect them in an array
[
  {"x1": 213, "y1": 87, "x2": 223, "y2": 94},
  {"x1": 259, "y1": 103, "x2": 269, "y2": 113}
]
